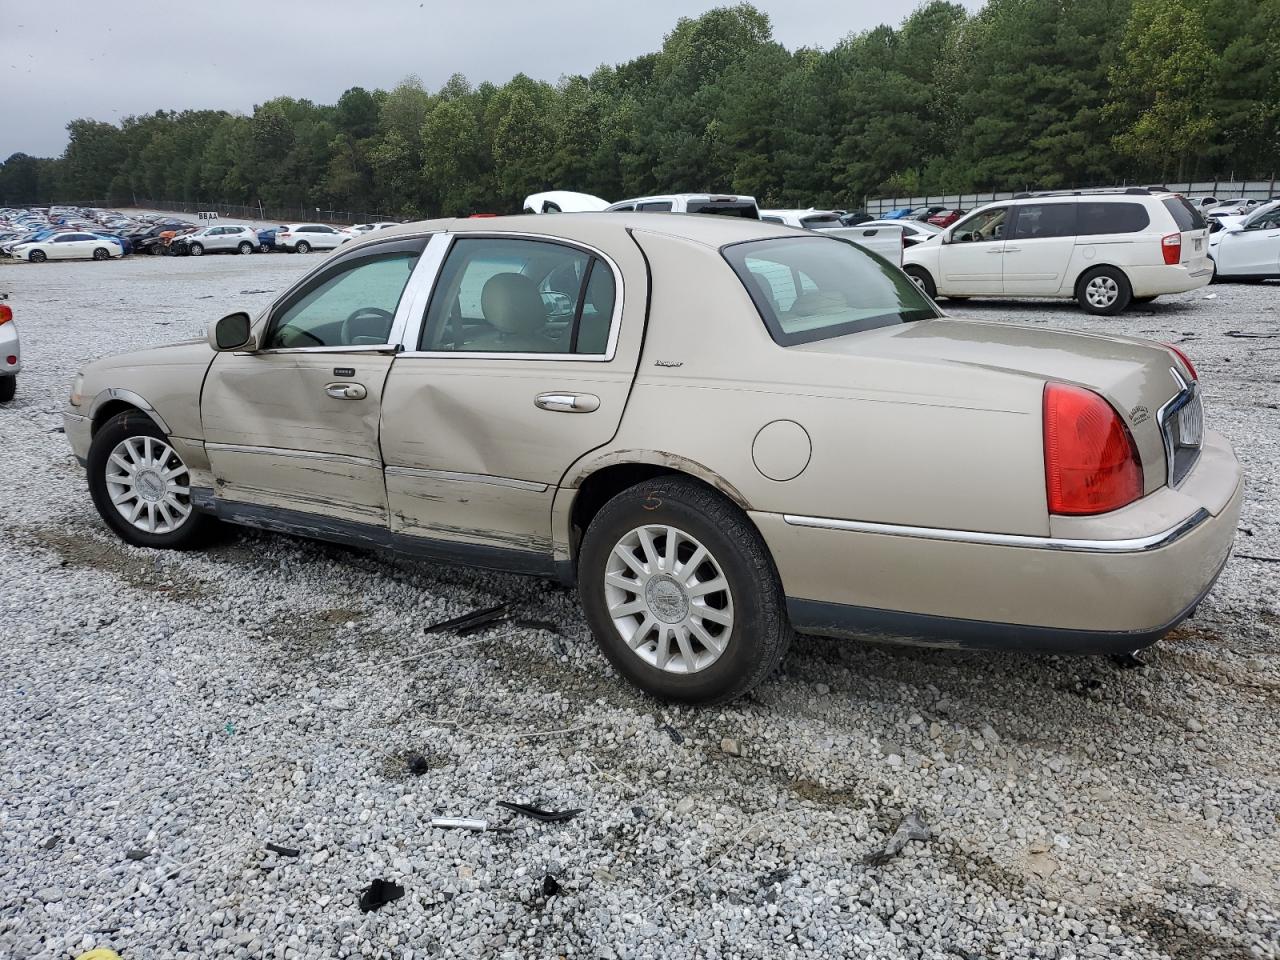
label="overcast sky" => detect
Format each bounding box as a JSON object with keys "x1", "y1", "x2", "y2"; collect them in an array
[{"x1": 4, "y1": 1, "x2": 983, "y2": 159}]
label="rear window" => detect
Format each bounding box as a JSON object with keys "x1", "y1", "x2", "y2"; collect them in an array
[
  {"x1": 687, "y1": 200, "x2": 758, "y2": 219},
  {"x1": 1077, "y1": 202, "x2": 1151, "y2": 236},
  {"x1": 800, "y1": 213, "x2": 843, "y2": 228},
  {"x1": 1162, "y1": 197, "x2": 1206, "y2": 232},
  {"x1": 723, "y1": 236, "x2": 938, "y2": 346}
]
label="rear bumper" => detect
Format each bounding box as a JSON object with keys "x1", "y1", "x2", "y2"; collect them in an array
[
  {"x1": 753, "y1": 429, "x2": 1243, "y2": 651},
  {"x1": 0, "y1": 324, "x2": 19, "y2": 374},
  {"x1": 1126, "y1": 261, "x2": 1213, "y2": 297}
]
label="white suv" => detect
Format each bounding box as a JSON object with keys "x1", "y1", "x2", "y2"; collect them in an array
[
  {"x1": 902, "y1": 190, "x2": 1212, "y2": 315},
  {"x1": 605, "y1": 194, "x2": 759, "y2": 218},
  {"x1": 275, "y1": 223, "x2": 348, "y2": 253}
]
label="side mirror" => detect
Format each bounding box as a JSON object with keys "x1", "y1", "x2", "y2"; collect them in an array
[{"x1": 209, "y1": 312, "x2": 255, "y2": 351}]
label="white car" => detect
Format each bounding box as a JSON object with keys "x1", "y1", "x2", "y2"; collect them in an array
[
  {"x1": 275, "y1": 223, "x2": 349, "y2": 253},
  {"x1": 12, "y1": 232, "x2": 123, "y2": 263},
  {"x1": 524, "y1": 191, "x2": 610, "y2": 214},
  {"x1": 606, "y1": 194, "x2": 759, "y2": 218},
  {"x1": 0, "y1": 296, "x2": 19, "y2": 402},
  {"x1": 1209, "y1": 200, "x2": 1280, "y2": 280},
  {"x1": 342, "y1": 222, "x2": 401, "y2": 238},
  {"x1": 902, "y1": 189, "x2": 1212, "y2": 314},
  {"x1": 814, "y1": 224, "x2": 905, "y2": 266},
  {"x1": 1206, "y1": 198, "x2": 1262, "y2": 220},
  {"x1": 859, "y1": 218, "x2": 943, "y2": 246},
  {"x1": 759, "y1": 209, "x2": 845, "y2": 229}
]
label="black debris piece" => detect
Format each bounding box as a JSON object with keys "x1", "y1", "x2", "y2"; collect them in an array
[
  {"x1": 1110, "y1": 651, "x2": 1146, "y2": 669},
  {"x1": 406, "y1": 753, "x2": 430, "y2": 776},
  {"x1": 359, "y1": 878, "x2": 405, "y2": 913},
  {"x1": 125, "y1": 848, "x2": 148, "y2": 861},
  {"x1": 631, "y1": 806, "x2": 647, "y2": 819},
  {"x1": 425, "y1": 603, "x2": 509, "y2": 635},
  {"x1": 496, "y1": 801, "x2": 583, "y2": 823},
  {"x1": 1237, "y1": 553, "x2": 1280, "y2": 564},
  {"x1": 863, "y1": 810, "x2": 930, "y2": 866},
  {"x1": 1225, "y1": 330, "x2": 1278, "y2": 339},
  {"x1": 41, "y1": 835, "x2": 61, "y2": 850},
  {"x1": 662, "y1": 724, "x2": 685, "y2": 745},
  {"x1": 49, "y1": 426, "x2": 65, "y2": 434},
  {"x1": 758, "y1": 868, "x2": 789, "y2": 888},
  {"x1": 541, "y1": 874, "x2": 561, "y2": 897},
  {"x1": 239, "y1": 288, "x2": 274, "y2": 295},
  {"x1": 265, "y1": 842, "x2": 300, "y2": 858}
]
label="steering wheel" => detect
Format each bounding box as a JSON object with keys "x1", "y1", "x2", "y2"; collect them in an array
[{"x1": 340, "y1": 307, "x2": 395, "y2": 345}]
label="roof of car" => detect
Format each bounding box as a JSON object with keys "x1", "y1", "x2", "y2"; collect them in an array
[{"x1": 359, "y1": 212, "x2": 798, "y2": 251}]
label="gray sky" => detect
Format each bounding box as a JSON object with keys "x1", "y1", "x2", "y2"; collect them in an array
[{"x1": 4, "y1": 1, "x2": 982, "y2": 158}]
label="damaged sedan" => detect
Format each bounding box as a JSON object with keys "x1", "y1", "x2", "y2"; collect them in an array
[{"x1": 63, "y1": 215, "x2": 1242, "y2": 703}]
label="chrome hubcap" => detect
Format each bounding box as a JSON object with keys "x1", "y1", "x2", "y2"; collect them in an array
[
  {"x1": 105, "y1": 436, "x2": 192, "y2": 534},
  {"x1": 605, "y1": 524, "x2": 733, "y2": 675},
  {"x1": 1085, "y1": 276, "x2": 1119, "y2": 307}
]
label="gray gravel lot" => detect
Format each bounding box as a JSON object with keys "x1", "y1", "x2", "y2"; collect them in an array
[{"x1": 0, "y1": 251, "x2": 1277, "y2": 960}]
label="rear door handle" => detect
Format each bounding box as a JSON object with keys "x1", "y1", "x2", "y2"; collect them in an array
[
  {"x1": 535, "y1": 392, "x2": 600, "y2": 413},
  {"x1": 1004, "y1": 246, "x2": 1021, "y2": 253},
  {"x1": 326, "y1": 382, "x2": 367, "y2": 400},
  {"x1": 987, "y1": 248, "x2": 1004, "y2": 254}
]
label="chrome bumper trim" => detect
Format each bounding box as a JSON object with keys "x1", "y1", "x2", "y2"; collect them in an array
[{"x1": 782, "y1": 508, "x2": 1211, "y2": 554}]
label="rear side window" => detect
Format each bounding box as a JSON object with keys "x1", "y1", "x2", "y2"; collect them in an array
[
  {"x1": 724, "y1": 236, "x2": 939, "y2": 346},
  {"x1": 1162, "y1": 198, "x2": 1206, "y2": 232},
  {"x1": 1077, "y1": 202, "x2": 1151, "y2": 236},
  {"x1": 1011, "y1": 203, "x2": 1077, "y2": 239},
  {"x1": 636, "y1": 201, "x2": 673, "y2": 212},
  {"x1": 687, "y1": 200, "x2": 758, "y2": 219}
]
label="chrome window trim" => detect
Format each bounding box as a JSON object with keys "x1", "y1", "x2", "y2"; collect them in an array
[
  {"x1": 782, "y1": 508, "x2": 1211, "y2": 554},
  {"x1": 204, "y1": 442, "x2": 381, "y2": 469},
  {"x1": 398, "y1": 231, "x2": 625, "y2": 363},
  {"x1": 384, "y1": 465, "x2": 548, "y2": 493}
]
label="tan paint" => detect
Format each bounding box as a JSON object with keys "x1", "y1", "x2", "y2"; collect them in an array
[{"x1": 751, "y1": 420, "x2": 812, "y2": 481}]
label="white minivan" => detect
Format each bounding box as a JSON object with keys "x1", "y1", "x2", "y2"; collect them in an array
[{"x1": 902, "y1": 190, "x2": 1212, "y2": 314}]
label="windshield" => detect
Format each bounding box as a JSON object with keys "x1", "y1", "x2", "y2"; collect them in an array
[{"x1": 723, "y1": 236, "x2": 939, "y2": 346}]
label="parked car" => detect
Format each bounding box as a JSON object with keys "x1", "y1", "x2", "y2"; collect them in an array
[
  {"x1": 1206, "y1": 198, "x2": 1262, "y2": 220},
  {"x1": 926, "y1": 209, "x2": 966, "y2": 228},
  {"x1": 605, "y1": 194, "x2": 759, "y2": 218},
  {"x1": 858, "y1": 218, "x2": 943, "y2": 247},
  {"x1": 902, "y1": 189, "x2": 1212, "y2": 314},
  {"x1": 170, "y1": 224, "x2": 259, "y2": 256},
  {"x1": 881, "y1": 207, "x2": 915, "y2": 220},
  {"x1": 524, "y1": 191, "x2": 611, "y2": 214},
  {"x1": 1208, "y1": 199, "x2": 1280, "y2": 281},
  {"x1": 839, "y1": 210, "x2": 872, "y2": 227},
  {"x1": 759, "y1": 209, "x2": 845, "y2": 229},
  {"x1": 62, "y1": 213, "x2": 1241, "y2": 704},
  {"x1": 0, "y1": 295, "x2": 18, "y2": 402},
  {"x1": 912, "y1": 206, "x2": 949, "y2": 222},
  {"x1": 813, "y1": 223, "x2": 906, "y2": 264},
  {"x1": 11, "y1": 232, "x2": 123, "y2": 262},
  {"x1": 275, "y1": 223, "x2": 349, "y2": 253},
  {"x1": 343, "y1": 222, "x2": 402, "y2": 238},
  {"x1": 257, "y1": 227, "x2": 280, "y2": 253}
]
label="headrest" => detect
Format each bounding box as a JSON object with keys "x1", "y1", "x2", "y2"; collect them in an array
[{"x1": 480, "y1": 272, "x2": 545, "y2": 335}]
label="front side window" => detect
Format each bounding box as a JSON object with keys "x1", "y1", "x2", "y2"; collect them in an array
[
  {"x1": 1010, "y1": 203, "x2": 1077, "y2": 239},
  {"x1": 419, "y1": 237, "x2": 616, "y2": 355},
  {"x1": 724, "y1": 236, "x2": 939, "y2": 346},
  {"x1": 1247, "y1": 206, "x2": 1280, "y2": 229},
  {"x1": 265, "y1": 251, "x2": 420, "y2": 349},
  {"x1": 951, "y1": 207, "x2": 1008, "y2": 242}
]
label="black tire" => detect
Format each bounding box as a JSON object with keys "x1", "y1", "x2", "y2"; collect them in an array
[
  {"x1": 577, "y1": 476, "x2": 792, "y2": 704},
  {"x1": 87, "y1": 411, "x2": 213, "y2": 550},
  {"x1": 295, "y1": 240, "x2": 311, "y2": 254},
  {"x1": 0, "y1": 376, "x2": 15, "y2": 402},
  {"x1": 1076, "y1": 266, "x2": 1132, "y2": 315},
  {"x1": 189, "y1": 242, "x2": 204, "y2": 257},
  {"x1": 904, "y1": 265, "x2": 937, "y2": 300},
  {"x1": 946, "y1": 295, "x2": 970, "y2": 301},
  {"x1": 92, "y1": 247, "x2": 110, "y2": 260},
  {"x1": 1132, "y1": 295, "x2": 1159, "y2": 304},
  {"x1": 28, "y1": 249, "x2": 46, "y2": 263},
  {"x1": 147, "y1": 244, "x2": 160, "y2": 256},
  {"x1": 258, "y1": 243, "x2": 270, "y2": 253},
  {"x1": 238, "y1": 241, "x2": 253, "y2": 255}
]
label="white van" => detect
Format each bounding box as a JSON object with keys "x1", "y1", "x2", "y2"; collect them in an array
[
  {"x1": 605, "y1": 194, "x2": 759, "y2": 218},
  {"x1": 901, "y1": 189, "x2": 1212, "y2": 314}
]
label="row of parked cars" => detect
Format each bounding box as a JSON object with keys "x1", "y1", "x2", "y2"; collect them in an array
[
  {"x1": 522, "y1": 187, "x2": 1279, "y2": 315},
  {"x1": 0, "y1": 206, "x2": 405, "y2": 262}
]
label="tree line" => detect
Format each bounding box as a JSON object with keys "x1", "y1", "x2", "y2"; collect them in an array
[{"x1": 1, "y1": 0, "x2": 1276, "y2": 216}]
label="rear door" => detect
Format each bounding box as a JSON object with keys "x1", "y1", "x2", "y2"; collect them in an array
[
  {"x1": 379, "y1": 231, "x2": 645, "y2": 569},
  {"x1": 937, "y1": 207, "x2": 1009, "y2": 294},
  {"x1": 1002, "y1": 201, "x2": 1078, "y2": 294}
]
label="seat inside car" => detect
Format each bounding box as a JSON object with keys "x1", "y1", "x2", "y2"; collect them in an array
[{"x1": 472, "y1": 272, "x2": 551, "y2": 351}]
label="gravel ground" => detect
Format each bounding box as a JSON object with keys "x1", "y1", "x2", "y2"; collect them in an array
[{"x1": 0, "y1": 251, "x2": 1277, "y2": 960}]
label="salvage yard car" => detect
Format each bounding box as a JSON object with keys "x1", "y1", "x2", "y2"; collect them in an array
[
  {"x1": 11, "y1": 231, "x2": 123, "y2": 262},
  {"x1": 63, "y1": 214, "x2": 1242, "y2": 704},
  {"x1": 169, "y1": 224, "x2": 259, "y2": 256},
  {"x1": 0, "y1": 296, "x2": 18, "y2": 402},
  {"x1": 275, "y1": 223, "x2": 349, "y2": 253},
  {"x1": 1208, "y1": 199, "x2": 1280, "y2": 280},
  {"x1": 902, "y1": 188, "x2": 1213, "y2": 314}
]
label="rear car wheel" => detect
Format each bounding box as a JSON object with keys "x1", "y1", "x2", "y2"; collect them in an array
[
  {"x1": 904, "y1": 265, "x2": 937, "y2": 300},
  {"x1": 189, "y1": 242, "x2": 204, "y2": 256},
  {"x1": 0, "y1": 376, "x2": 15, "y2": 402},
  {"x1": 87, "y1": 412, "x2": 212, "y2": 549},
  {"x1": 577, "y1": 476, "x2": 791, "y2": 704},
  {"x1": 238, "y1": 241, "x2": 253, "y2": 254},
  {"x1": 1077, "y1": 266, "x2": 1132, "y2": 316},
  {"x1": 28, "y1": 250, "x2": 46, "y2": 263},
  {"x1": 295, "y1": 240, "x2": 311, "y2": 254}
]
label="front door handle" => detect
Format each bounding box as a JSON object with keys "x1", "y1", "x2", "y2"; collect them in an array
[
  {"x1": 987, "y1": 248, "x2": 1004, "y2": 254},
  {"x1": 1004, "y1": 246, "x2": 1021, "y2": 253},
  {"x1": 326, "y1": 382, "x2": 367, "y2": 400},
  {"x1": 535, "y1": 392, "x2": 600, "y2": 413}
]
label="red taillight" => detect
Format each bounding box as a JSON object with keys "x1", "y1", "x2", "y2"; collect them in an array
[
  {"x1": 1161, "y1": 232, "x2": 1181, "y2": 265},
  {"x1": 1163, "y1": 343, "x2": 1197, "y2": 380},
  {"x1": 5, "y1": 355, "x2": 15, "y2": 365},
  {"x1": 0, "y1": 304, "x2": 11, "y2": 325},
  {"x1": 1043, "y1": 383, "x2": 1143, "y2": 515}
]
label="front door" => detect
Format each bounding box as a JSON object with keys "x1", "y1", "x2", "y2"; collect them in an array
[
  {"x1": 1001, "y1": 202, "x2": 1078, "y2": 295},
  {"x1": 937, "y1": 207, "x2": 1009, "y2": 295},
  {"x1": 200, "y1": 236, "x2": 431, "y2": 526},
  {"x1": 1218, "y1": 208, "x2": 1280, "y2": 276},
  {"x1": 379, "y1": 233, "x2": 643, "y2": 570}
]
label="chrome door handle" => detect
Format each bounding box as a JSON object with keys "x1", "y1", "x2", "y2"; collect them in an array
[
  {"x1": 535, "y1": 392, "x2": 600, "y2": 413},
  {"x1": 325, "y1": 382, "x2": 367, "y2": 400},
  {"x1": 1004, "y1": 246, "x2": 1021, "y2": 252},
  {"x1": 987, "y1": 248, "x2": 1004, "y2": 254}
]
